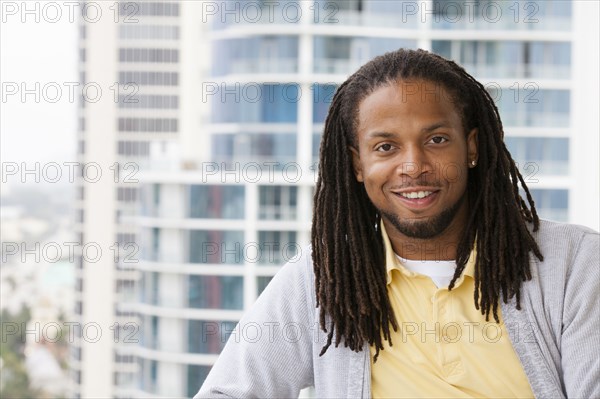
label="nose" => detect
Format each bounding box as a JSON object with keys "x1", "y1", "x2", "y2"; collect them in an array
[{"x1": 397, "y1": 145, "x2": 432, "y2": 178}]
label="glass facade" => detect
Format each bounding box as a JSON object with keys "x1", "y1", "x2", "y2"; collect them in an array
[
  {"x1": 188, "y1": 275, "x2": 244, "y2": 310},
  {"x1": 257, "y1": 231, "x2": 298, "y2": 266},
  {"x1": 211, "y1": 84, "x2": 299, "y2": 123},
  {"x1": 189, "y1": 185, "x2": 245, "y2": 219},
  {"x1": 257, "y1": 276, "x2": 273, "y2": 296},
  {"x1": 530, "y1": 189, "x2": 569, "y2": 222},
  {"x1": 187, "y1": 365, "x2": 212, "y2": 398},
  {"x1": 489, "y1": 88, "x2": 570, "y2": 128},
  {"x1": 187, "y1": 320, "x2": 237, "y2": 355},
  {"x1": 138, "y1": 358, "x2": 158, "y2": 393},
  {"x1": 505, "y1": 137, "x2": 569, "y2": 175},
  {"x1": 189, "y1": 230, "x2": 245, "y2": 264},
  {"x1": 212, "y1": 133, "x2": 296, "y2": 167},
  {"x1": 432, "y1": 40, "x2": 571, "y2": 79},
  {"x1": 312, "y1": 84, "x2": 337, "y2": 124},
  {"x1": 258, "y1": 186, "x2": 298, "y2": 220},
  {"x1": 314, "y1": 36, "x2": 417, "y2": 74},
  {"x1": 139, "y1": 271, "x2": 159, "y2": 306},
  {"x1": 432, "y1": 0, "x2": 571, "y2": 31},
  {"x1": 212, "y1": 36, "x2": 298, "y2": 75}
]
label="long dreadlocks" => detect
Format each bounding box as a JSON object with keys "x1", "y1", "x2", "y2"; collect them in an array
[{"x1": 311, "y1": 48, "x2": 544, "y2": 361}]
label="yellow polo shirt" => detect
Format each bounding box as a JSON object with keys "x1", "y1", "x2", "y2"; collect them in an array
[{"x1": 370, "y1": 223, "x2": 534, "y2": 398}]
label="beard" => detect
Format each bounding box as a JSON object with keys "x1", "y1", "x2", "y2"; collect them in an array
[{"x1": 379, "y1": 193, "x2": 467, "y2": 239}]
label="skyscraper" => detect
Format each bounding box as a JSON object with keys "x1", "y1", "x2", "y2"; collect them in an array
[{"x1": 72, "y1": 1, "x2": 208, "y2": 397}]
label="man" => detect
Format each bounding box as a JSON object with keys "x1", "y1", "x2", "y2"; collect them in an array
[{"x1": 196, "y1": 49, "x2": 599, "y2": 398}]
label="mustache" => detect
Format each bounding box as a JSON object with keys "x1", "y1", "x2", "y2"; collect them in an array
[{"x1": 389, "y1": 179, "x2": 443, "y2": 190}]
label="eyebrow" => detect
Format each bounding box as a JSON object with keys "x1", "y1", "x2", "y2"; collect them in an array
[
  {"x1": 421, "y1": 122, "x2": 450, "y2": 133},
  {"x1": 366, "y1": 122, "x2": 451, "y2": 139}
]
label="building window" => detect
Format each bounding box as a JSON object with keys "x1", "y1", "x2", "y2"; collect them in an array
[
  {"x1": 71, "y1": 345, "x2": 82, "y2": 361},
  {"x1": 188, "y1": 275, "x2": 244, "y2": 310},
  {"x1": 119, "y1": 48, "x2": 179, "y2": 63},
  {"x1": 530, "y1": 189, "x2": 569, "y2": 222},
  {"x1": 187, "y1": 365, "x2": 211, "y2": 398},
  {"x1": 117, "y1": 187, "x2": 138, "y2": 202},
  {"x1": 188, "y1": 230, "x2": 245, "y2": 265},
  {"x1": 258, "y1": 186, "x2": 297, "y2": 220},
  {"x1": 494, "y1": 89, "x2": 570, "y2": 128},
  {"x1": 141, "y1": 315, "x2": 159, "y2": 349},
  {"x1": 212, "y1": 36, "x2": 299, "y2": 76},
  {"x1": 117, "y1": 141, "x2": 150, "y2": 157},
  {"x1": 211, "y1": 84, "x2": 299, "y2": 123},
  {"x1": 189, "y1": 185, "x2": 245, "y2": 219},
  {"x1": 257, "y1": 276, "x2": 273, "y2": 296},
  {"x1": 119, "y1": 25, "x2": 179, "y2": 40},
  {"x1": 432, "y1": 40, "x2": 571, "y2": 79},
  {"x1": 118, "y1": 94, "x2": 179, "y2": 109},
  {"x1": 139, "y1": 271, "x2": 159, "y2": 305},
  {"x1": 118, "y1": 71, "x2": 179, "y2": 86},
  {"x1": 312, "y1": 84, "x2": 337, "y2": 124},
  {"x1": 139, "y1": 358, "x2": 158, "y2": 393},
  {"x1": 211, "y1": 133, "x2": 297, "y2": 167},
  {"x1": 504, "y1": 137, "x2": 569, "y2": 175},
  {"x1": 118, "y1": 2, "x2": 180, "y2": 17},
  {"x1": 118, "y1": 117, "x2": 179, "y2": 133},
  {"x1": 257, "y1": 230, "x2": 298, "y2": 266},
  {"x1": 188, "y1": 320, "x2": 237, "y2": 355},
  {"x1": 313, "y1": 36, "x2": 416, "y2": 74},
  {"x1": 75, "y1": 301, "x2": 83, "y2": 315},
  {"x1": 432, "y1": 0, "x2": 571, "y2": 31}
]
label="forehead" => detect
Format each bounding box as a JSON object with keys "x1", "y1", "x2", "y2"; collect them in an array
[{"x1": 356, "y1": 80, "x2": 461, "y2": 134}]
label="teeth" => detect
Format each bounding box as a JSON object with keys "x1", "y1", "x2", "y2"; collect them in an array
[{"x1": 400, "y1": 191, "x2": 433, "y2": 199}]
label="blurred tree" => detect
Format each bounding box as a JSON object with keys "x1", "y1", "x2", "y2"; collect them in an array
[{"x1": 0, "y1": 306, "x2": 43, "y2": 399}]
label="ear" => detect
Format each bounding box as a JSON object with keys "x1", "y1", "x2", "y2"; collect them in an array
[
  {"x1": 467, "y1": 128, "x2": 478, "y2": 167},
  {"x1": 349, "y1": 146, "x2": 364, "y2": 182}
]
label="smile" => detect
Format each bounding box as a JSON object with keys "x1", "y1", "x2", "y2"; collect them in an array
[{"x1": 399, "y1": 191, "x2": 434, "y2": 199}]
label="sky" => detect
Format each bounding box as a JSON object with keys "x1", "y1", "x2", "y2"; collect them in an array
[{"x1": 1, "y1": 3, "x2": 78, "y2": 174}]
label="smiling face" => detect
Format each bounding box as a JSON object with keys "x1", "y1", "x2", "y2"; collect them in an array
[{"x1": 351, "y1": 79, "x2": 478, "y2": 242}]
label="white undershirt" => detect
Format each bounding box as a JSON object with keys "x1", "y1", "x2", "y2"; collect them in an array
[{"x1": 396, "y1": 254, "x2": 457, "y2": 289}]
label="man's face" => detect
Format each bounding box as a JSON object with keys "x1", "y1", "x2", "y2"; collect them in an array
[{"x1": 351, "y1": 79, "x2": 478, "y2": 240}]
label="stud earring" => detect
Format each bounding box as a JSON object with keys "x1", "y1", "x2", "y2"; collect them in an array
[{"x1": 471, "y1": 160, "x2": 477, "y2": 167}]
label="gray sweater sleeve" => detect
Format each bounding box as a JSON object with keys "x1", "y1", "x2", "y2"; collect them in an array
[
  {"x1": 560, "y1": 230, "x2": 600, "y2": 398},
  {"x1": 194, "y1": 253, "x2": 315, "y2": 398}
]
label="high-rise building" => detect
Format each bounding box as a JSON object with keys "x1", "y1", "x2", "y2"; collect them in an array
[
  {"x1": 76, "y1": 0, "x2": 598, "y2": 397},
  {"x1": 72, "y1": 1, "x2": 208, "y2": 397}
]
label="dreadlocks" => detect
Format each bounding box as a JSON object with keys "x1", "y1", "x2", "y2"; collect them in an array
[{"x1": 311, "y1": 48, "x2": 544, "y2": 361}]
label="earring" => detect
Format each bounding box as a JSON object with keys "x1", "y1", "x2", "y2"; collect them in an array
[{"x1": 471, "y1": 160, "x2": 477, "y2": 167}]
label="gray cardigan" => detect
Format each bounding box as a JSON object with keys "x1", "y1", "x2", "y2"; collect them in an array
[{"x1": 196, "y1": 220, "x2": 599, "y2": 398}]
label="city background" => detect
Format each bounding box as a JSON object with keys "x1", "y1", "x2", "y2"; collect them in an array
[{"x1": 1, "y1": 0, "x2": 598, "y2": 398}]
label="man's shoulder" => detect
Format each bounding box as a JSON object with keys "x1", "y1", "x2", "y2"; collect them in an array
[
  {"x1": 531, "y1": 218, "x2": 598, "y2": 249},
  {"x1": 528, "y1": 219, "x2": 599, "y2": 273}
]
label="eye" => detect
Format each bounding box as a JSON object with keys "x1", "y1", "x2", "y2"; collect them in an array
[
  {"x1": 375, "y1": 143, "x2": 394, "y2": 152},
  {"x1": 428, "y1": 136, "x2": 448, "y2": 144}
]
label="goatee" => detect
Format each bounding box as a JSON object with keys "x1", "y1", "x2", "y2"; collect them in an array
[{"x1": 379, "y1": 193, "x2": 467, "y2": 239}]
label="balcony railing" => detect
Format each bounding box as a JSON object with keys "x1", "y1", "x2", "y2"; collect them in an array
[
  {"x1": 463, "y1": 63, "x2": 571, "y2": 80},
  {"x1": 229, "y1": 58, "x2": 298, "y2": 75}
]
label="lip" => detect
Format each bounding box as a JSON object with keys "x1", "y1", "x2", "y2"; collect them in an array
[{"x1": 390, "y1": 188, "x2": 440, "y2": 211}]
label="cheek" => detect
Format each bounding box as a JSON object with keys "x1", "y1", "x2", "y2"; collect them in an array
[
  {"x1": 361, "y1": 161, "x2": 391, "y2": 187},
  {"x1": 443, "y1": 163, "x2": 462, "y2": 182}
]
